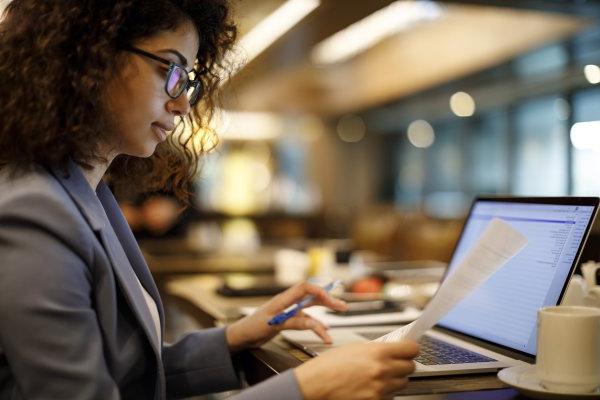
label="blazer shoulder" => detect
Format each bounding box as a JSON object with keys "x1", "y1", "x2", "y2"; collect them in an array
[
  {"x1": 0, "y1": 168, "x2": 94, "y2": 257},
  {"x1": 0, "y1": 167, "x2": 67, "y2": 205}
]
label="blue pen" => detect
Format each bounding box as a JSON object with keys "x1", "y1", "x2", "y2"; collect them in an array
[{"x1": 268, "y1": 280, "x2": 341, "y2": 326}]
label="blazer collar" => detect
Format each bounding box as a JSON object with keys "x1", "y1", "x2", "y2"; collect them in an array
[{"x1": 47, "y1": 160, "x2": 106, "y2": 231}]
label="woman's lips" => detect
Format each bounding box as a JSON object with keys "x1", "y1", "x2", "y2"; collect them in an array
[{"x1": 151, "y1": 123, "x2": 171, "y2": 142}]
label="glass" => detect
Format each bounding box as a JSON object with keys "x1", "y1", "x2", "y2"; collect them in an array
[
  {"x1": 395, "y1": 137, "x2": 425, "y2": 208},
  {"x1": 572, "y1": 88, "x2": 600, "y2": 196},
  {"x1": 513, "y1": 43, "x2": 568, "y2": 77},
  {"x1": 573, "y1": 25, "x2": 600, "y2": 65},
  {"x1": 125, "y1": 46, "x2": 203, "y2": 105},
  {"x1": 467, "y1": 110, "x2": 509, "y2": 194},
  {"x1": 425, "y1": 120, "x2": 462, "y2": 193},
  {"x1": 513, "y1": 96, "x2": 568, "y2": 195},
  {"x1": 423, "y1": 120, "x2": 468, "y2": 218}
]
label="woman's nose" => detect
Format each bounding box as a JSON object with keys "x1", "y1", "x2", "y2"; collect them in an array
[{"x1": 167, "y1": 93, "x2": 191, "y2": 116}]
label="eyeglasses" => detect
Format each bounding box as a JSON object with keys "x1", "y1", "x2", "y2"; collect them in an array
[{"x1": 125, "y1": 46, "x2": 204, "y2": 106}]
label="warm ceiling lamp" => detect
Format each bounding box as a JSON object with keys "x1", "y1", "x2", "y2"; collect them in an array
[
  {"x1": 311, "y1": 0, "x2": 443, "y2": 65},
  {"x1": 235, "y1": 0, "x2": 320, "y2": 70}
]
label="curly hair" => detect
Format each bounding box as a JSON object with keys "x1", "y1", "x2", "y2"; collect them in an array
[{"x1": 0, "y1": 0, "x2": 236, "y2": 202}]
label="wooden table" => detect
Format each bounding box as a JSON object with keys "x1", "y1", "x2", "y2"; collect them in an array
[
  {"x1": 166, "y1": 275, "x2": 267, "y2": 323},
  {"x1": 165, "y1": 275, "x2": 531, "y2": 399},
  {"x1": 140, "y1": 239, "x2": 276, "y2": 276}
]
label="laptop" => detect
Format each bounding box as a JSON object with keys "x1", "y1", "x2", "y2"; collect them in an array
[{"x1": 282, "y1": 197, "x2": 599, "y2": 377}]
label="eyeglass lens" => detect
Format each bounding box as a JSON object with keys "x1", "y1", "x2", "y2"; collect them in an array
[{"x1": 167, "y1": 66, "x2": 201, "y2": 104}]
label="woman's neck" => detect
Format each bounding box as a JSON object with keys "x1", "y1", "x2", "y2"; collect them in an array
[
  {"x1": 81, "y1": 149, "x2": 117, "y2": 191},
  {"x1": 81, "y1": 163, "x2": 108, "y2": 191}
]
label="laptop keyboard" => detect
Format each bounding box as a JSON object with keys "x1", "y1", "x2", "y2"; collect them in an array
[
  {"x1": 416, "y1": 336, "x2": 496, "y2": 365},
  {"x1": 358, "y1": 332, "x2": 496, "y2": 365}
]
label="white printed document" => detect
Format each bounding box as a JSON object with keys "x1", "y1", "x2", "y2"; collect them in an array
[
  {"x1": 239, "y1": 305, "x2": 422, "y2": 327},
  {"x1": 376, "y1": 218, "x2": 528, "y2": 343}
]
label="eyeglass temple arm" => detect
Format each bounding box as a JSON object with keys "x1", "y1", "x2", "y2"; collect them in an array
[{"x1": 125, "y1": 46, "x2": 175, "y2": 68}]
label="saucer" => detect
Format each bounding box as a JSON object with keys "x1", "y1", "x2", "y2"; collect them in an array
[{"x1": 497, "y1": 365, "x2": 600, "y2": 399}]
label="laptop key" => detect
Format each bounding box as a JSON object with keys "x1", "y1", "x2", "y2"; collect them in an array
[
  {"x1": 415, "y1": 336, "x2": 496, "y2": 365},
  {"x1": 357, "y1": 332, "x2": 497, "y2": 365}
]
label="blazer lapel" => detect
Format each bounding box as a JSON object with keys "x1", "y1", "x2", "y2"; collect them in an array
[
  {"x1": 96, "y1": 181, "x2": 165, "y2": 330},
  {"x1": 48, "y1": 162, "x2": 162, "y2": 355}
]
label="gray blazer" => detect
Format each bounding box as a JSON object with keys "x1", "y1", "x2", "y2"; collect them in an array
[{"x1": 0, "y1": 161, "x2": 302, "y2": 400}]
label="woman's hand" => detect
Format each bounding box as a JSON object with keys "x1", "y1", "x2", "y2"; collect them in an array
[
  {"x1": 225, "y1": 281, "x2": 347, "y2": 352},
  {"x1": 294, "y1": 341, "x2": 420, "y2": 400}
]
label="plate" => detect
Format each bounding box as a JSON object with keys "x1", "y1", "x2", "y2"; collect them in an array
[{"x1": 497, "y1": 365, "x2": 600, "y2": 399}]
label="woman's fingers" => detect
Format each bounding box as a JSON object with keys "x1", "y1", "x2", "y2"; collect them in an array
[
  {"x1": 382, "y1": 377, "x2": 410, "y2": 396},
  {"x1": 379, "y1": 341, "x2": 420, "y2": 360},
  {"x1": 382, "y1": 360, "x2": 417, "y2": 378},
  {"x1": 266, "y1": 282, "x2": 347, "y2": 313},
  {"x1": 280, "y1": 313, "x2": 332, "y2": 344},
  {"x1": 303, "y1": 293, "x2": 347, "y2": 311},
  {"x1": 267, "y1": 282, "x2": 315, "y2": 310},
  {"x1": 294, "y1": 341, "x2": 419, "y2": 400}
]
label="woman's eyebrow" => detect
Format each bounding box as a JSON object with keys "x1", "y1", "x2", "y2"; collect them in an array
[{"x1": 157, "y1": 49, "x2": 188, "y2": 67}]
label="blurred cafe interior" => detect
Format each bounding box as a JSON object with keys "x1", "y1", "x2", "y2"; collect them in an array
[
  {"x1": 98, "y1": 0, "x2": 600, "y2": 340},
  {"x1": 0, "y1": 0, "x2": 600, "y2": 400},
  {"x1": 94, "y1": 0, "x2": 600, "y2": 341}
]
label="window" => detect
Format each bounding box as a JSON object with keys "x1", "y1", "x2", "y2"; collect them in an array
[
  {"x1": 512, "y1": 96, "x2": 568, "y2": 195},
  {"x1": 395, "y1": 137, "x2": 426, "y2": 207},
  {"x1": 572, "y1": 25, "x2": 600, "y2": 65},
  {"x1": 423, "y1": 121, "x2": 468, "y2": 217},
  {"x1": 513, "y1": 43, "x2": 568, "y2": 77},
  {"x1": 572, "y1": 88, "x2": 600, "y2": 196},
  {"x1": 467, "y1": 111, "x2": 509, "y2": 195}
]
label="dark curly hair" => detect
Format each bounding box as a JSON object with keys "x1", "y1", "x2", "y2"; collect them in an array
[{"x1": 0, "y1": 0, "x2": 236, "y2": 202}]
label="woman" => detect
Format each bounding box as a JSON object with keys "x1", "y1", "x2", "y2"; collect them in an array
[{"x1": 0, "y1": 1, "x2": 418, "y2": 399}]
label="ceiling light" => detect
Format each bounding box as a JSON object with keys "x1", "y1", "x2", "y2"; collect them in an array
[
  {"x1": 311, "y1": 0, "x2": 443, "y2": 65},
  {"x1": 236, "y1": 0, "x2": 319, "y2": 69},
  {"x1": 584, "y1": 65, "x2": 600, "y2": 84},
  {"x1": 450, "y1": 91, "x2": 476, "y2": 117},
  {"x1": 570, "y1": 121, "x2": 600, "y2": 151},
  {"x1": 407, "y1": 119, "x2": 434, "y2": 148}
]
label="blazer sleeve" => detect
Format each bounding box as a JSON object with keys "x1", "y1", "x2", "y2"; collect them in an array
[
  {"x1": 163, "y1": 327, "x2": 303, "y2": 400},
  {"x1": 0, "y1": 193, "x2": 121, "y2": 399},
  {"x1": 228, "y1": 370, "x2": 304, "y2": 400},
  {"x1": 163, "y1": 327, "x2": 241, "y2": 398}
]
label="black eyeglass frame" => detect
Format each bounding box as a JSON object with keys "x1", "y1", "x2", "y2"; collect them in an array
[{"x1": 125, "y1": 45, "x2": 203, "y2": 105}]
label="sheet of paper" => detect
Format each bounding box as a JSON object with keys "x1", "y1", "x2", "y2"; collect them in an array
[
  {"x1": 303, "y1": 305, "x2": 421, "y2": 326},
  {"x1": 239, "y1": 305, "x2": 422, "y2": 327},
  {"x1": 375, "y1": 218, "x2": 528, "y2": 343}
]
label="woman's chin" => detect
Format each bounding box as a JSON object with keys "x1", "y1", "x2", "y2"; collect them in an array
[
  {"x1": 125, "y1": 144, "x2": 158, "y2": 158},
  {"x1": 144, "y1": 144, "x2": 159, "y2": 157}
]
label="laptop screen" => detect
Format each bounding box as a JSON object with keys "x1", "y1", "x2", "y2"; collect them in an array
[{"x1": 437, "y1": 199, "x2": 597, "y2": 356}]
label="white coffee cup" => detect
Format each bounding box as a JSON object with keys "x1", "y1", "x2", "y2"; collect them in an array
[
  {"x1": 584, "y1": 287, "x2": 600, "y2": 309},
  {"x1": 536, "y1": 306, "x2": 600, "y2": 393}
]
